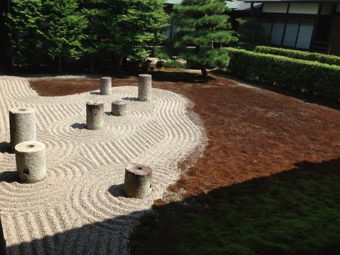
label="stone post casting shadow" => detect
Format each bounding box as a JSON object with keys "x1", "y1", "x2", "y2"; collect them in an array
[
  {"x1": 86, "y1": 101, "x2": 104, "y2": 130},
  {"x1": 124, "y1": 163, "x2": 152, "y2": 198},
  {"x1": 15, "y1": 141, "x2": 46, "y2": 183},
  {"x1": 111, "y1": 101, "x2": 127, "y2": 116},
  {"x1": 9, "y1": 107, "x2": 36, "y2": 152},
  {"x1": 138, "y1": 74, "x2": 152, "y2": 101},
  {"x1": 100, "y1": 77, "x2": 112, "y2": 95}
]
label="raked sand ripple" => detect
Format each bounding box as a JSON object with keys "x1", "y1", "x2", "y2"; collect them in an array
[{"x1": 0, "y1": 76, "x2": 204, "y2": 255}]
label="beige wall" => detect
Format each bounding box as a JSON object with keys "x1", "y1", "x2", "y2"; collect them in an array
[
  {"x1": 262, "y1": 3, "x2": 321, "y2": 15},
  {"x1": 262, "y1": 3, "x2": 288, "y2": 13},
  {"x1": 288, "y1": 3, "x2": 319, "y2": 15}
]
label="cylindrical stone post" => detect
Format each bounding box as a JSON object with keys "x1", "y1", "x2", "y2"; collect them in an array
[
  {"x1": 124, "y1": 163, "x2": 152, "y2": 198},
  {"x1": 111, "y1": 100, "x2": 127, "y2": 116},
  {"x1": 15, "y1": 141, "x2": 46, "y2": 183},
  {"x1": 9, "y1": 107, "x2": 36, "y2": 152},
  {"x1": 86, "y1": 101, "x2": 104, "y2": 130},
  {"x1": 100, "y1": 77, "x2": 112, "y2": 95},
  {"x1": 138, "y1": 74, "x2": 152, "y2": 101}
]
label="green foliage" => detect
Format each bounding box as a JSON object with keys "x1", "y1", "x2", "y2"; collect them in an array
[
  {"x1": 131, "y1": 160, "x2": 340, "y2": 255},
  {"x1": 5, "y1": 0, "x2": 45, "y2": 68},
  {"x1": 227, "y1": 47, "x2": 340, "y2": 101},
  {"x1": 107, "y1": 0, "x2": 169, "y2": 65},
  {"x1": 80, "y1": 1, "x2": 109, "y2": 56},
  {"x1": 5, "y1": 0, "x2": 169, "y2": 72},
  {"x1": 43, "y1": 0, "x2": 88, "y2": 65},
  {"x1": 236, "y1": 17, "x2": 262, "y2": 44},
  {"x1": 172, "y1": 0, "x2": 238, "y2": 76},
  {"x1": 255, "y1": 46, "x2": 340, "y2": 66}
]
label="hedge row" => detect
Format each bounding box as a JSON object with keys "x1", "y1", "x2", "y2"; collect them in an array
[
  {"x1": 255, "y1": 46, "x2": 340, "y2": 66},
  {"x1": 226, "y1": 47, "x2": 340, "y2": 101}
]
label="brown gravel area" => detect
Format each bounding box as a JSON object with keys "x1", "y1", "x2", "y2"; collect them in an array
[{"x1": 29, "y1": 71, "x2": 340, "y2": 198}]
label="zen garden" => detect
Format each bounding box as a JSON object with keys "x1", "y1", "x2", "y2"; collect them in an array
[{"x1": 0, "y1": 0, "x2": 339, "y2": 254}]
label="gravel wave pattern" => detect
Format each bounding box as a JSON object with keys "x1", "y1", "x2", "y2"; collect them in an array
[{"x1": 0, "y1": 76, "x2": 203, "y2": 255}]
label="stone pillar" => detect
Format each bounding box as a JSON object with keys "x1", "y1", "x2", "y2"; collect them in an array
[
  {"x1": 15, "y1": 141, "x2": 46, "y2": 183},
  {"x1": 111, "y1": 101, "x2": 127, "y2": 116},
  {"x1": 9, "y1": 107, "x2": 36, "y2": 152},
  {"x1": 86, "y1": 101, "x2": 104, "y2": 130},
  {"x1": 124, "y1": 163, "x2": 152, "y2": 198},
  {"x1": 100, "y1": 77, "x2": 112, "y2": 95},
  {"x1": 0, "y1": 217, "x2": 6, "y2": 255},
  {"x1": 138, "y1": 74, "x2": 152, "y2": 101}
]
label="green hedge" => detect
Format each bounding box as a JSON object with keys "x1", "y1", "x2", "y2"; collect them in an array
[
  {"x1": 227, "y1": 47, "x2": 340, "y2": 101},
  {"x1": 255, "y1": 46, "x2": 340, "y2": 66}
]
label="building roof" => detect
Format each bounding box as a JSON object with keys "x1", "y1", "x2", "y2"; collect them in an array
[
  {"x1": 245, "y1": 0, "x2": 340, "y2": 2},
  {"x1": 165, "y1": 0, "x2": 260, "y2": 11},
  {"x1": 165, "y1": 0, "x2": 182, "y2": 4}
]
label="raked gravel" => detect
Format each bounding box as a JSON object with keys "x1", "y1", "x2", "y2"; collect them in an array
[{"x1": 0, "y1": 76, "x2": 204, "y2": 255}]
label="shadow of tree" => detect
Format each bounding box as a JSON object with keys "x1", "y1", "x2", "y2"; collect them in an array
[
  {"x1": 213, "y1": 71, "x2": 340, "y2": 111},
  {"x1": 131, "y1": 158, "x2": 340, "y2": 255},
  {"x1": 150, "y1": 71, "x2": 214, "y2": 84},
  {"x1": 2, "y1": 159, "x2": 340, "y2": 255}
]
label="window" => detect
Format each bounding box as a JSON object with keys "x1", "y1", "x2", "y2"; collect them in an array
[
  {"x1": 270, "y1": 18, "x2": 285, "y2": 45},
  {"x1": 261, "y1": 17, "x2": 315, "y2": 50},
  {"x1": 283, "y1": 19, "x2": 299, "y2": 47},
  {"x1": 296, "y1": 19, "x2": 314, "y2": 49}
]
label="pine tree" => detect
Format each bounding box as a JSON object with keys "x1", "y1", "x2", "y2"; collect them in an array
[
  {"x1": 80, "y1": 0, "x2": 109, "y2": 72},
  {"x1": 173, "y1": 0, "x2": 238, "y2": 76},
  {"x1": 107, "y1": 0, "x2": 169, "y2": 69},
  {"x1": 43, "y1": 0, "x2": 88, "y2": 72},
  {"x1": 5, "y1": 0, "x2": 45, "y2": 70}
]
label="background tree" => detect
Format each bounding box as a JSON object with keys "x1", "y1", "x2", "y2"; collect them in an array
[
  {"x1": 80, "y1": 0, "x2": 109, "y2": 72},
  {"x1": 5, "y1": 0, "x2": 44, "y2": 71},
  {"x1": 173, "y1": 0, "x2": 238, "y2": 77},
  {"x1": 43, "y1": 0, "x2": 88, "y2": 72},
  {"x1": 236, "y1": 17, "x2": 263, "y2": 45},
  {"x1": 107, "y1": 0, "x2": 169, "y2": 70}
]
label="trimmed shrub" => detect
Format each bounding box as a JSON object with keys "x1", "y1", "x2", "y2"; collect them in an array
[
  {"x1": 226, "y1": 47, "x2": 340, "y2": 101},
  {"x1": 255, "y1": 45, "x2": 340, "y2": 66}
]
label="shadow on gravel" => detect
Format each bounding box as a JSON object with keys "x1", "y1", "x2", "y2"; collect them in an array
[
  {"x1": 3, "y1": 159, "x2": 340, "y2": 255},
  {"x1": 71, "y1": 123, "x2": 87, "y2": 130},
  {"x1": 0, "y1": 171, "x2": 17, "y2": 183},
  {"x1": 0, "y1": 142, "x2": 11, "y2": 153}
]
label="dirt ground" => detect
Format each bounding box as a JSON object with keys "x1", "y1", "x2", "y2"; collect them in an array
[{"x1": 29, "y1": 71, "x2": 340, "y2": 199}]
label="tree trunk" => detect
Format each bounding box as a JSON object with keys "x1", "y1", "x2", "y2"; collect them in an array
[
  {"x1": 11, "y1": 57, "x2": 15, "y2": 74},
  {"x1": 90, "y1": 55, "x2": 94, "y2": 73},
  {"x1": 57, "y1": 55, "x2": 62, "y2": 73},
  {"x1": 200, "y1": 65, "x2": 208, "y2": 77},
  {"x1": 118, "y1": 56, "x2": 124, "y2": 70}
]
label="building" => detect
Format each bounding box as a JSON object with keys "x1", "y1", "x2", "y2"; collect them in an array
[
  {"x1": 164, "y1": 0, "x2": 258, "y2": 40},
  {"x1": 246, "y1": 0, "x2": 340, "y2": 55}
]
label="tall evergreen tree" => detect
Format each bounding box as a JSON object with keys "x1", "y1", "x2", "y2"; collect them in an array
[
  {"x1": 173, "y1": 0, "x2": 238, "y2": 76},
  {"x1": 43, "y1": 0, "x2": 88, "y2": 72},
  {"x1": 5, "y1": 0, "x2": 44, "y2": 70},
  {"x1": 80, "y1": 0, "x2": 109, "y2": 72},
  {"x1": 107, "y1": 0, "x2": 169, "y2": 69}
]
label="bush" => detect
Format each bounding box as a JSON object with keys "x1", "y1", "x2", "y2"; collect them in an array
[
  {"x1": 226, "y1": 47, "x2": 340, "y2": 101},
  {"x1": 255, "y1": 46, "x2": 340, "y2": 66}
]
